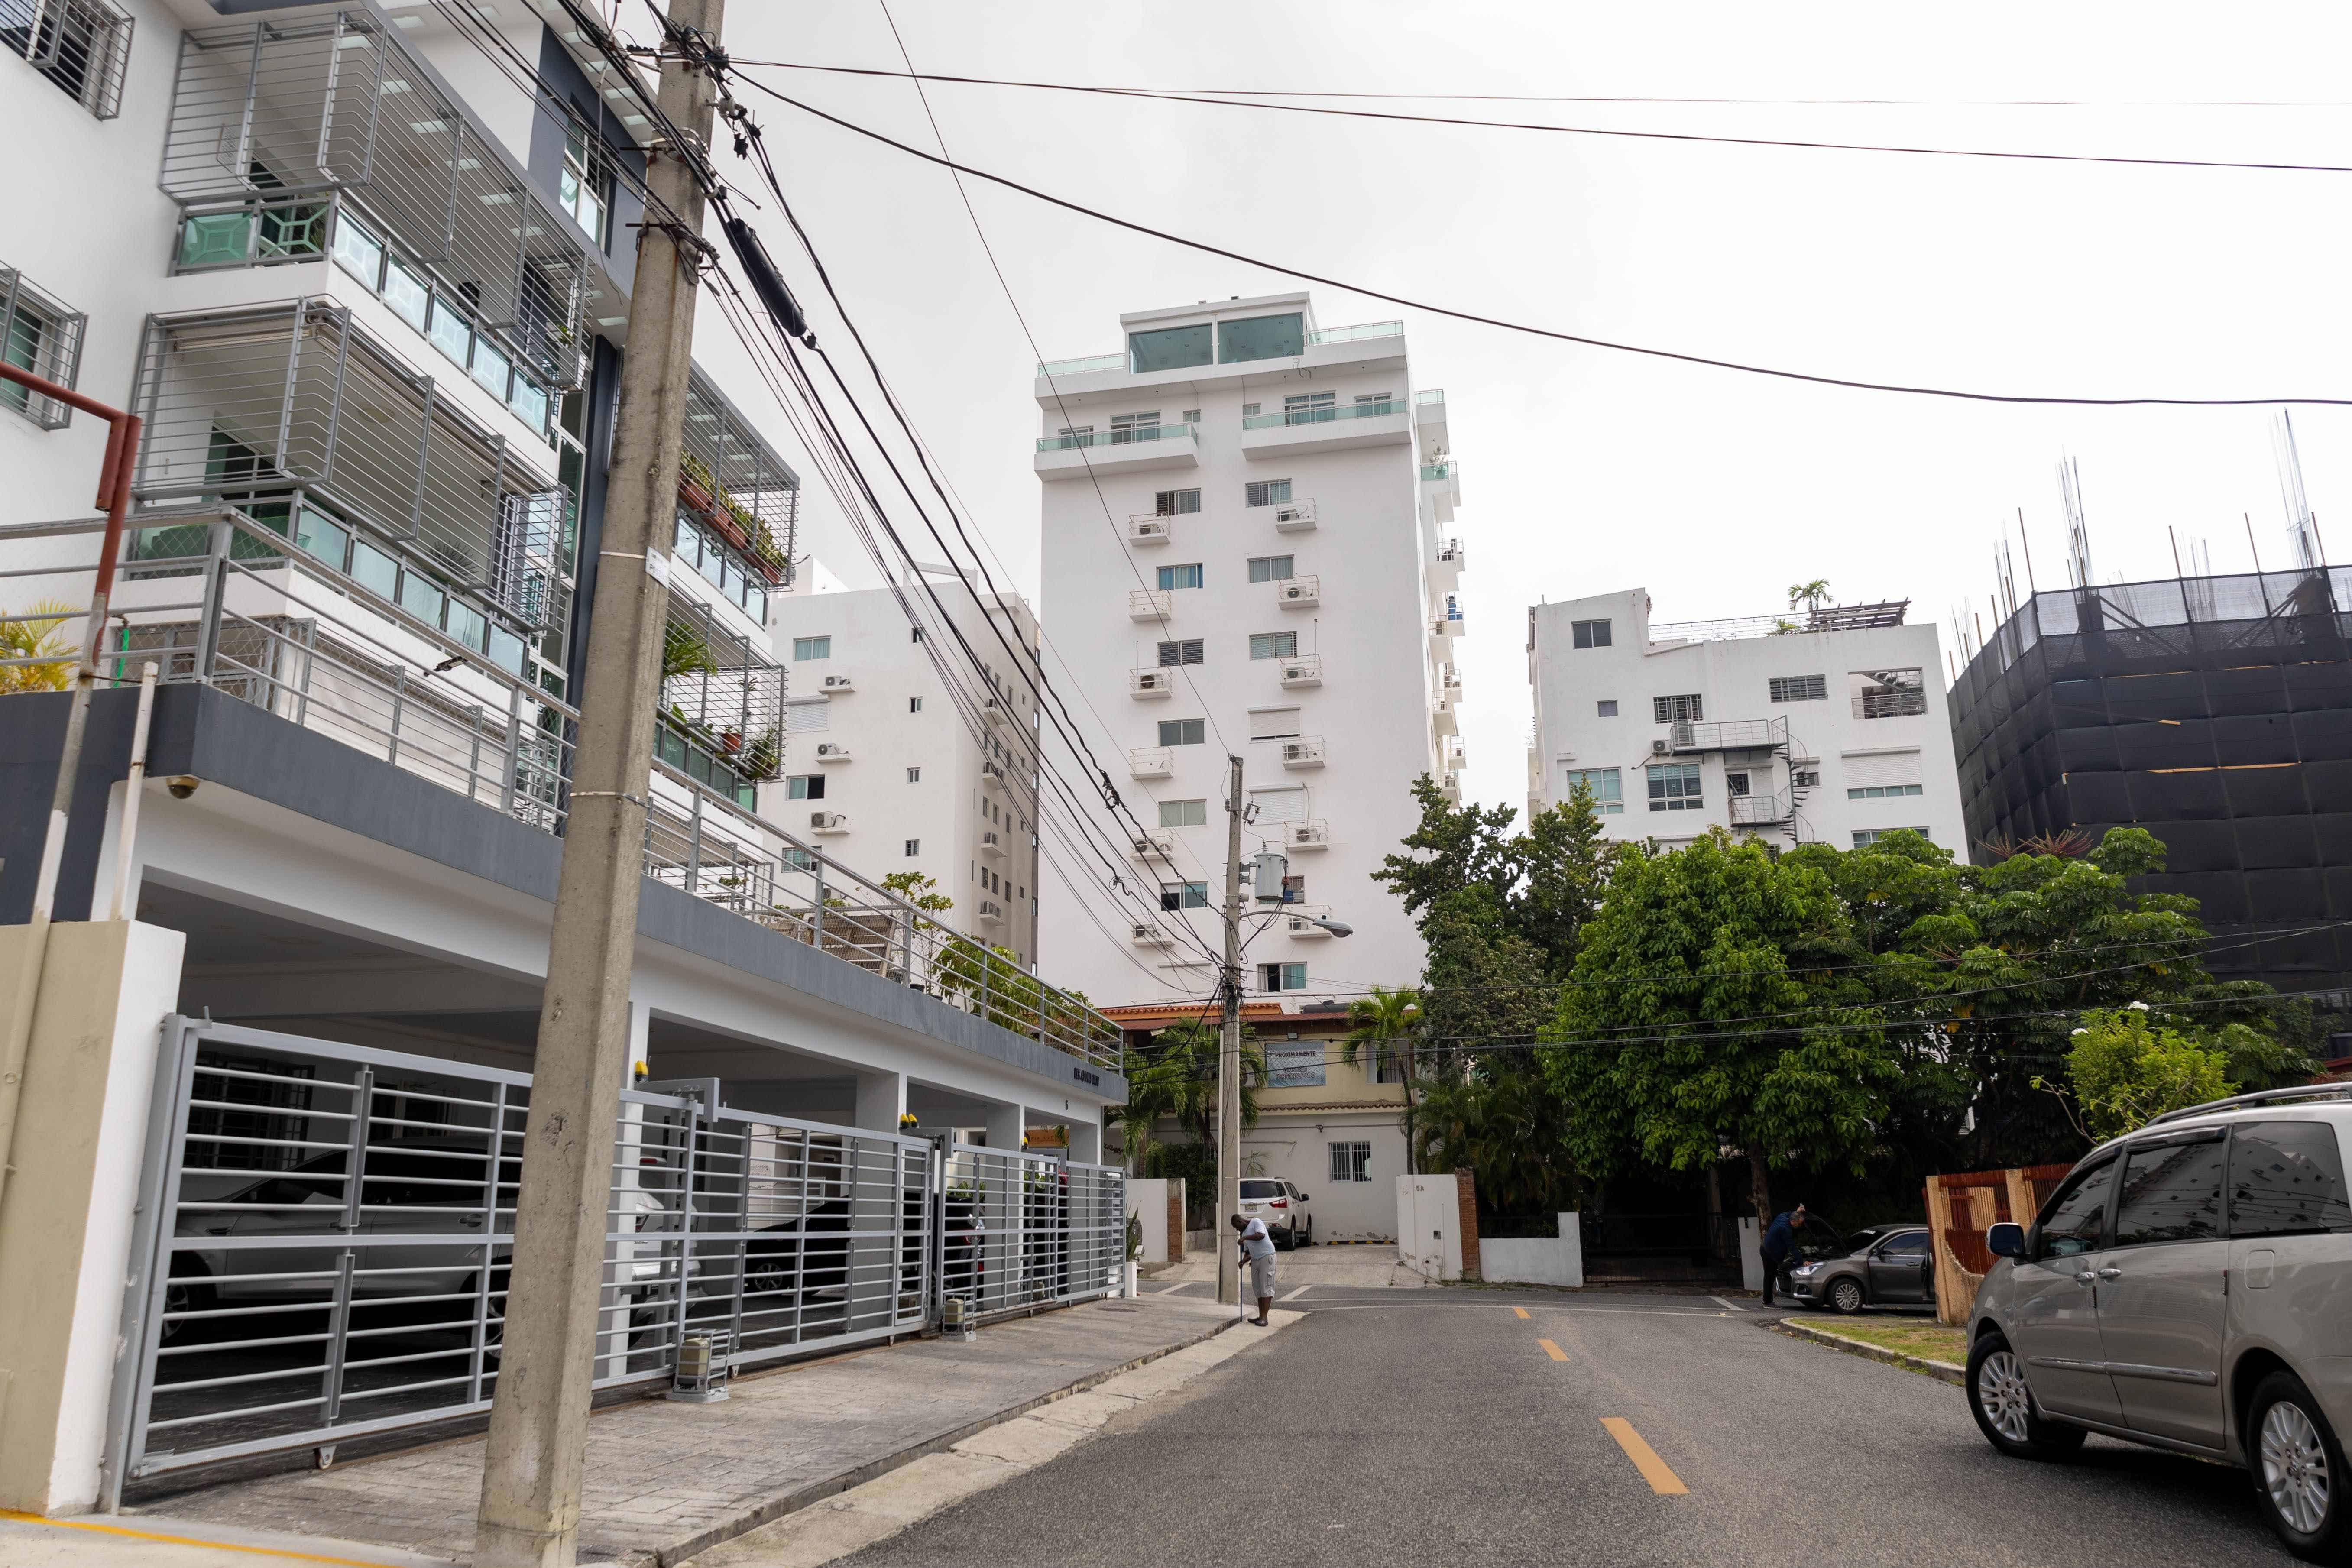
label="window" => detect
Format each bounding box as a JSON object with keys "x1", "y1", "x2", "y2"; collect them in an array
[
  {"x1": 1596, "y1": 700, "x2": 1618, "y2": 718},
  {"x1": 1282, "y1": 391, "x2": 1336, "y2": 424},
  {"x1": 1876, "y1": 1231, "x2": 1931, "y2": 1260},
  {"x1": 1267, "y1": 1039, "x2": 1325, "y2": 1088},
  {"x1": 3, "y1": 0, "x2": 130, "y2": 119},
  {"x1": 1245, "y1": 479, "x2": 1293, "y2": 508},
  {"x1": 1850, "y1": 827, "x2": 1931, "y2": 847},
  {"x1": 1571, "y1": 619, "x2": 1612, "y2": 649},
  {"x1": 1848, "y1": 784, "x2": 1924, "y2": 800},
  {"x1": 1354, "y1": 391, "x2": 1395, "y2": 415},
  {"x1": 1157, "y1": 639, "x2": 1204, "y2": 666},
  {"x1": 558, "y1": 126, "x2": 613, "y2": 247},
  {"x1": 1218, "y1": 313, "x2": 1305, "y2": 363},
  {"x1": 1155, "y1": 488, "x2": 1201, "y2": 516},
  {"x1": 1281, "y1": 874, "x2": 1306, "y2": 904},
  {"x1": 1250, "y1": 784, "x2": 1307, "y2": 821},
  {"x1": 2230, "y1": 1122, "x2": 2352, "y2": 1238},
  {"x1": 1159, "y1": 718, "x2": 1206, "y2": 746},
  {"x1": 1652, "y1": 693, "x2": 1704, "y2": 724},
  {"x1": 787, "y1": 774, "x2": 826, "y2": 800},
  {"x1": 907, "y1": 766, "x2": 921, "y2": 783},
  {"x1": 1250, "y1": 707, "x2": 1302, "y2": 741},
  {"x1": 1259, "y1": 961, "x2": 1308, "y2": 991},
  {"x1": 792, "y1": 636, "x2": 831, "y2": 661},
  {"x1": 1329, "y1": 1142, "x2": 1373, "y2": 1183},
  {"x1": 909, "y1": 696, "x2": 923, "y2": 713},
  {"x1": 1160, "y1": 799, "x2": 1207, "y2": 828},
  {"x1": 1770, "y1": 674, "x2": 1829, "y2": 703},
  {"x1": 1249, "y1": 631, "x2": 1299, "y2": 660},
  {"x1": 1793, "y1": 770, "x2": 1821, "y2": 787},
  {"x1": 1565, "y1": 767, "x2": 1623, "y2": 814},
  {"x1": 2113, "y1": 1133, "x2": 2227, "y2": 1247},
  {"x1": 1247, "y1": 555, "x2": 1295, "y2": 583},
  {"x1": 1851, "y1": 667, "x2": 1928, "y2": 719},
  {"x1": 1111, "y1": 411, "x2": 1162, "y2": 444},
  {"x1": 1242, "y1": 403, "x2": 1261, "y2": 416},
  {"x1": 0, "y1": 265, "x2": 86, "y2": 430},
  {"x1": 1182, "y1": 408, "x2": 1200, "y2": 423},
  {"x1": 1647, "y1": 762, "x2": 1702, "y2": 812},
  {"x1": 1160, "y1": 881, "x2": 1209, "y2": 910},
  {"x1": 1157, "y1": 563, "x2": 1203, "y2": 590},
  {"x1": 904, "y1": 839, "x2": 920, "y2": 857},
  {"x1": 2034, "y1": 1157, "x2": 2119, "y2": 1259},
  {"x1": 1726, "y1": 771, "x2": 1751, "y2": 797},
  {"x1": 1128, "y1": 323, "x2": 1212, "y2": 373}
]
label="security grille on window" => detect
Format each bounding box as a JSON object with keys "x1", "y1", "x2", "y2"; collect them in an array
[
  {"x1": 1247, "y1": 555, "x2": 1295, "y2": 583},
  {"x1": 1565, "y1": 767, "x2": 1623, "y2": 813},
  {"x1": 1157, "y1": 639, "x2": 1204, "y2": 666},
  {"x1": 0, "y1": 264, "x2": 87, "y2": 430},
  {"x1": 1154, "y1": 487, "x2": 1201, "y2": 515},
  {"x1": 1770, "y1": 674, "x2": 1828, "y2": 703},
  {"x1": 1726, "y1": 771, "x2": 1751, "y2": 797},
  {"x1": 1851, "y1": 668, "x2": 1928, "y2": 719},
  {"x1": 1159, "y1": 717, "x2": 1205, "y2": 746},
  {"x1": 1652, "y1": 693, "x2": 1704, "y2": 724},
  {"x1": 1249, "y1": 631, "x2": 1299, "y2": 660},
  {"x1": 1647, "y1": 761, "x2": 1702, "y2": 811},
  {"x1": 1571, "y1": 618, "x2": 1611, "y2": 649},
  {"x1": 1328, "y1": 1141, "x2": 1373, "y2": 1183},
  {"x1": 1245, "y1": 479, "x2": 1293, "y2": 507},
  {"x1": 1259, "y1": 961, "x2": 1307, "y2": 991},
  {"x1": 3, "y1": 0, "x2": 132, "y2": 119}
]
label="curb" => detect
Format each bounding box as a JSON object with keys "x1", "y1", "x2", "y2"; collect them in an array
[
  {"x1": 1764, "y1": 1315, "x2": 1966, "y2": 1387},
  {"x1": 651, "y1": 1309, "x2": 1239, "y2": 1566}
]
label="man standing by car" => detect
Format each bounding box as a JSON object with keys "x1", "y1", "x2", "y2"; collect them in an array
[
  {"x1": 1759, "y1": 1202, "x2": 1807, "y2": 1307},
  {"x1": 1231, "y1": 1212, "x2": 1275, "y2": 1325}
]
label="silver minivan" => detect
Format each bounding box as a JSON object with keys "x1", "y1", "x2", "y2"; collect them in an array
[{"x1": 1966, "y1": 1088, "x2": 2352, "y2": 1562}]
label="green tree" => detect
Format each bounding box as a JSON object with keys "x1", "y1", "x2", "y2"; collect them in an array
[
  {"x1": 1787, "y1": 579, "x2": 1832, "y2": 614},
  {"x1": 1539, "y1": 829, "x2": 1901, "y2": 1223},
  {"x1": 2042, "y1": 1006, "x2": 2237, "y2": 1141},
  {"x1": 880, "y1": 870, "x2": 953, "y2": 917},
  {"x1": 1412, "y1": 1060, "x2": 1582, "y2": 1217},
  {"x1": 1371, "y1": 774, "x2": 1620, "y2": 971},
  {"x1": 1118, "y1": 1018, "x2": 1262, "y2": 1169},
  {"x1": 1339, "y1": 986, "x2": 1423, "y2": 1169}
]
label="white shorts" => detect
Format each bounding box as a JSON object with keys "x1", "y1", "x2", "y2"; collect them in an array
[{"x1": 1248, "y1": 1251, "x2": 1276, "y2": 1299}]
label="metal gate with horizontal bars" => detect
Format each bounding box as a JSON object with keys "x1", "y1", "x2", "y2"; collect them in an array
[{"x1": 104, "y1": 1018, "x2": 1117, "y2": 1497}]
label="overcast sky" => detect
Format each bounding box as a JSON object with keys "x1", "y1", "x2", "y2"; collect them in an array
[{"x1": 674, "y1": 0, "x2": 2352, "y2": 818}]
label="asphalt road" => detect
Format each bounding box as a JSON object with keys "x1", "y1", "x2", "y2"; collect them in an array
[{"x1": 833, "y1": 1290, "x2": 2295, "y2": 1568}]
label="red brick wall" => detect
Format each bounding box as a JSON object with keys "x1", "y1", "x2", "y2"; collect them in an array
[
  {"x1": 1455, "y1": 1167, "x2": 1481, "y2": 1282},
  {"x1": 1167, "y1": 1181, "x2": 1185, "y2": 1263}
]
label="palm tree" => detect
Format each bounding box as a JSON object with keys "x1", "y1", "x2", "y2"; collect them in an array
[
  {"x1": 1341, "y1": 986, "x2": 1424, "y2": 1173},
  {"x1": 1115, "y1": 1017, "x2": 1261, "y2": 1172},
  {"x1": 1785, "y1": 579, "x2": 1832, "y2": 616}
]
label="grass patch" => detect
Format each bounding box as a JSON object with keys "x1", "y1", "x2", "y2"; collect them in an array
[{"x1": 1814, "y1": 1320, "x2": 1966, "y2": 1364}]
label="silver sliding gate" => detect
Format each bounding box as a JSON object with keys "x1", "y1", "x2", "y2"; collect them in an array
[{"x1": 103, "y1": 1017, "x2": 1114, "y2": 1491}]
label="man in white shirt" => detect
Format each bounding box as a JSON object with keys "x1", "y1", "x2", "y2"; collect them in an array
[{"x1": 1230, "y1": 1212, "x2": 1275, "y2": 1325}]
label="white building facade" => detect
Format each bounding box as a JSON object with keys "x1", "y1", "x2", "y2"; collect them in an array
[
  {"x1": 1031, "y1": 293, "x2": 1463, "y2": 1007},
  {"x1": 1527, "y1": 589, "x2": 1967, "y2": 853},
  {"x1": 769, "y1": 575, "x2": 1045, "y2": 962}
]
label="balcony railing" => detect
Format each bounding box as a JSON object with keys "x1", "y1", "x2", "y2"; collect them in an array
[
  {"x1": 1421, "y1": 461, "x2": 1461, "y2": 483},
  {"x1": 1128, "y1": 746, "x2": 1174, "y2": 778},
  {"x1": 1129, "y1": 588, "x2": 1173, "y2": 620},
  {"x1": 1034, "y1": 351, "x2": 1127, "y2": 379},
  {"x1": 1413, "y1": 388, "x2": 1446, "y2": 405},
  {"x1": 1241, "y1": 400, "x2": 1399, "y2": 430},
  {"x1": 1855, "y1": 687, "x2": 1930, "y2": 719},
  {"x1": 1037, "y1": 423, "x2": 1195, "y2": 452},
  {"x1": 10, "y1": 510, "x2": 1121, "y2": 1070},
  {"x1": 1730, "y1": 790, "x2": 1794, "y2": 827},
  {"x1": 128, "y1": 300, "x2": 568, "y2": 678},
  {"x1": 678, "y1": 365, "x2": 800, "y2": 594},
  {"x1": 1665, "y1": 716, "x2": 1789, "y2": 754},
  {"x1": 1306, "y1": 320, "x2": 1403, "y2": 346}
]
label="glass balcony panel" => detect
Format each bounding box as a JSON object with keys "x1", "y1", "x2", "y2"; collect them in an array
[
  {"x1": 398, "y1": 570, "x2": 445, "y2": 628},
  {"x1": 470, "y1": 337, "x2": 511, "y2": 400},
  {"x1": 292, "y1": 505, "x2": 349, "y2": 570},
  {"x1": 350, "y1": 537, "x2": 399, "y2": 601},
  {"x1": 382, "y1": 259, "x2": 430, "y2": 331},
  {"x1": 178, "y1": 211, "x2": 254, "y2": 269},
  {"x1": 331, "y1": 211, "x2": 384, "y2": 287},
  {"x1": 428, "y1": 298, "x2": 471, "y2": 364},
  {"x1": 446, "y1": 599, "x2": 487, "y2": 652}
]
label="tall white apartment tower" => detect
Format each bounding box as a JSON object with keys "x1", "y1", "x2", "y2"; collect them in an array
[
  {"x1": 1032, "y1": 293, "x2": 1462, "y2": 1006},
  {"x1": 1527, "y1": 588, "x2": 1966, "y2": 853}
]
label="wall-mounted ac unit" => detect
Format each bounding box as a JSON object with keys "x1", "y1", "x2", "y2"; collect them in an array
[
  {"x1": 1289, "y1": 821, "x2": 1330, "y2": 849},
  {"x1": 810, "y1": 811, "x2": 848, "y2": 831},
  {"x1": 1130, "y1": 922, "x2": 1172, "y2": 945},
  {"x1": 1131, "y1": 830, "x2": 1175, "y2": 858},
  {"x1": 815, "y1": 742, "x2": 850, "y2": 760},
  {"x1": 821, "y1": 674, "x2": 855, "y2": 691},
  {"x1": 1281, "y1": 582, "x2": 1315, "y2": 602},
  {"x1": 1650, "y1": 739, "x2": 1670, "y2": 755}
]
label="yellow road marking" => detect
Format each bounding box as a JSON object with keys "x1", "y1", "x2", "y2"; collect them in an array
[
  {"x1": 0, "y1": 1511, "x2": 407, "y2": 1567},
  {"x1": 1513, "y1": 1306, "x2": 1531, "y2": 1319},
  {"x1": 1601, "y1": 1417, "x2": 1689, "y2": 1495},
  {"x1": 1537, "y1": 1338, "x2": 1568, "y2": 1361}
]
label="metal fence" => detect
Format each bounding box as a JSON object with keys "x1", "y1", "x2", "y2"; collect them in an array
[{"x1": 106, "y1": 1020, "x2": 1120, "y2": 1493}]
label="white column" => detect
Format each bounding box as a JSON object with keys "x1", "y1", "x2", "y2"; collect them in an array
[
  {"x1": 1066, "y1": 1119, "x2": 1101, "y2": 1165},
  {"x1": 598, "y1": 999, "x2": 655, "y2": 1381}
]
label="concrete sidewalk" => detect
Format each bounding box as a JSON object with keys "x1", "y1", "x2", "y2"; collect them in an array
[{"x1": 116, "y1": 1293, "x2": 1238, "y2": 1567}]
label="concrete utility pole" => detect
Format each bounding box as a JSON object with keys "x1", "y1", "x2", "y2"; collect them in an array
[
  {"x1": 1215, "y1": 754, "x2": 1244, "y2": 1309},
  {"x1": 474, "y1": 5, "x2": 723, "y2": 1564}
]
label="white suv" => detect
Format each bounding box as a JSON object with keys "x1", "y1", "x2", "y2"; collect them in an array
[
  {"x1": 1965, "y1": 1088, "x2": 2352, "y2": 1561},
  {"x1": 1238, "y1": 1179, "x2": 1312, "y2": 1249}
]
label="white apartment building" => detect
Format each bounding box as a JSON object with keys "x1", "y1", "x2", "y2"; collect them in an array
[
  {"x1": 771, "y1": 573, "x2": 1045, "y2": 962},
  {"x1": 1031, "y1": 292, "x2": 1464, "y2": 1008},
  {"x1": 1527, "y1": 589, "x2": 1967, "y2": 852}
]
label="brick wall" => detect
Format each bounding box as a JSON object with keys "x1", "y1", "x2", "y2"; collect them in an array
[
  {"x1": 1167, "y1": 1178, "x2": 1186, "y2": 1263},
  {"x1": 1455, "y1": 1166, "x2": 1481, "y2": 1282}
]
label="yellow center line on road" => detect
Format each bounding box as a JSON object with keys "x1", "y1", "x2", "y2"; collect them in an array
[
  {"x1": 1513, "y1": 1306, "x2": 1531, "y2": 1319},
  {"x1": 1600, "y1": 1418, "x2": 1690, "y2": 1495},
  {"x1": 1537, "y1": 1338, "x2": 1568, "y2": 1361},
  {"x1": 0, "y1": 1511, "x2": 408, "y2": 1567}
]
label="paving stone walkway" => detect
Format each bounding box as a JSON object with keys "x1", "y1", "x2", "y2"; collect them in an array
[{"x1": 127, "y1": 1294, "x2": 1234, "y2": 1567}]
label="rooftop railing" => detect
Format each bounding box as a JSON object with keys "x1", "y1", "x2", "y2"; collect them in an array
[
  {"x1": 1033, "y1": 320, "x2": 1402, "y2": 378},
  {"x1": 1033, "y1": 351, "x2": 1127, "y2": 379},
  {"x1": 1, "y1": 511, "x2": 1121, "y2": 1072},
  {"x1": 1306, "y1": 320, "x2": 1404, "y2": 346}
]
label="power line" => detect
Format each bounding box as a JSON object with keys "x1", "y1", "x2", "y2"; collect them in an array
[
  {"x1": 736, "y1": 61, "x2": 2352, "y2": 175},
  {"x1": 725, "y1": 77, "x2": 2352, "y2": 409}
]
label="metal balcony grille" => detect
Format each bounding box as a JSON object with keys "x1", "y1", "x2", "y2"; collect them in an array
[
  {"x1": 0, "y1": 262, "x2": 86, "y2": 429},
  {"x1": 129, "y1": 300, "x2": 569, "y2": 649},
  {"x1": 2, "y1": 0, "x2": 131, "y2": 119},
  {"x1": 661, "y1": 591, "x2": 787, "y2": 782},
  {"x1": 680, "y1": 365, "x2": 799, "y2": 588},
  {"x1": 161, "y1": 12, "x2": 595, "y2": 391}
]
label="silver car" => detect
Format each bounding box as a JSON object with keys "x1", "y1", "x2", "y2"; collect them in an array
[{"x1": 1965, "y1": 1088, "x2": 2352, "y2": 1562}]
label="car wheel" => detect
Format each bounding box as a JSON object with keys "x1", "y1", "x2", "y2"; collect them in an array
[
  {"x1": 160, "y1": 1256, "x2": 214, "y2": 1344},
  {"x1": 2250, "y1": 1370, "x2": 2352, "y2": 1562},
  {"x1": 1966, "y1": 1332, "x2": 2085, "y2": 1461},
  {"x1": 1827, "y1": 1276, "x2": 1866, "y2": 1315}
]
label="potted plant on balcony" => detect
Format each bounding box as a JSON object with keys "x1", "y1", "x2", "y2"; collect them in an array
[{"x1": 740, "y1": 726, "x2": 782, "y2": 781}]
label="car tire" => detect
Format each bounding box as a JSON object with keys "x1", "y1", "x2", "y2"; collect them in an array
[
  {"x1": 1827, "y1": 1276, "x2": 1866, "y2": 1315},
  {"x1": 1966, "y1": 1332, "x2": 2086, "y2": 1461},
  {"x1": 160, "y1": 1255, "x2": 214, "y2": 1344},
  {"x1": 2249, "y1": 1370, "x2": 2352, "y2": 1563}
]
